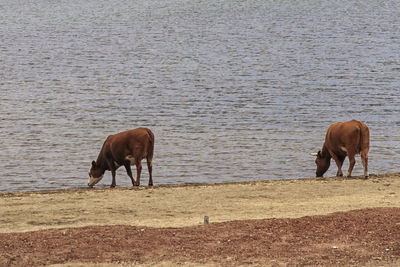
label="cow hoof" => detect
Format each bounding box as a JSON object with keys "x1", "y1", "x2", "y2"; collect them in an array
[{"x1": 110, "y1": 184, "x2": 116, "y2": 188}]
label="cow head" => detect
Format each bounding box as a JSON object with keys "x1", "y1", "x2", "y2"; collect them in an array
[
  {"x1": 88, "y1": 160, "x2": 104, "y2": 187},
  {"x1": 314, "y1": 151, "x2": 330, "y2": 177}
]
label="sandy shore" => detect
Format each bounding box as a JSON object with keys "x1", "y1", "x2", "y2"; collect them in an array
[
  {"x1": 1, "y1": 173, "x2": 400, "y2": 266},
  {"x1": 1, "y1": 173, "x2": 399, "y2": 233}
]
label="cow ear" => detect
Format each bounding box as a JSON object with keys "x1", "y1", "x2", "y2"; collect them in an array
[
  {"x1": 317, "y1": 151, "x2": 322, "y2": 158},
  {"x1": 91, "y1": 160, "x2": 96, "y2": 168}
]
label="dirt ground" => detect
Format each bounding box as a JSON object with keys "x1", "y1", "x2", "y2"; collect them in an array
[{"x1": 1, "y1": 173, "x2": 400, "y2": 266}]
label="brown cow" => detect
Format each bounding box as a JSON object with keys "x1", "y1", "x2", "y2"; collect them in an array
[
  {"x1": 88, "y1": 128, "x2": 154, "y2": 188},
  {"x1": 312, "y1": 120, "x2": 369, "y2": 178}
]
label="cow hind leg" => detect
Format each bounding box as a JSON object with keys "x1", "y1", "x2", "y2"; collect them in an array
[
  {"x1": 361, "y1": 150, "x2": 369, "y2": 178},
  {"x1": 346, "y1": 153, "x2": 356, "y2": 178},
  {"x1": 147, "y1": 158, "x2": 153, "y2": 186}
]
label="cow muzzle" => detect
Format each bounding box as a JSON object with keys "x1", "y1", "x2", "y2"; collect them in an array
[{"x1": 88, "y1": 175, "x2": 104, "y2": 187}]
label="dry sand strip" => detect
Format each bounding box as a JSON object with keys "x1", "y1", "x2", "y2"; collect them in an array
[{"x1": 0, "y1": 173, "x2": 399, "y2": 233}]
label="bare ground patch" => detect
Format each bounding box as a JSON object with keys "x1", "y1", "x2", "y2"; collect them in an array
[{"x1": 1, "y1": 208, "x2": 400, "y2": 266}]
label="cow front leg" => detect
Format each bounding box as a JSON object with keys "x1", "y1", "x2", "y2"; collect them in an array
[
  {"x1": 331, "y1": 154, "x2": 345, "y2": 177},
  {"x1": 111, "y1": 169, "x2": 117, "y2": 188},
  {"x1": 124, "y1": 163, "x2": 136, "y2": 186},
  {"x1": 135, "y1": 159, "x2": 142, "y2": 186}
]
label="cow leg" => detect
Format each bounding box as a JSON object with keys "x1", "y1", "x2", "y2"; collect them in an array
[
  {"x1": 111, "y1": 169, "x2": 117, "y2": 188},
  {"x1": 124, "y1": 162, "x2": 136, "y2": 186},
  {"x1": 147, "y1": 158, "x2": 153, "y2": 186},
  {"x1": 135, "y1": 159, "x2": 142, "y2": 186},
  {"x1": 361, "y1": 149, "x2": 369, "y2": 178},
  {"x1": 332, "y1": 154, "x2": 345, "y2": 177},
  {"x1": 346, "y1": 152, "x2": 356, "y2": 177}
]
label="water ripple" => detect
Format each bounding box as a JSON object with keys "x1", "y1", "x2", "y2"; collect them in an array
[{"x1": 0, "y1": 0, "x2": 399, "y2": 191}]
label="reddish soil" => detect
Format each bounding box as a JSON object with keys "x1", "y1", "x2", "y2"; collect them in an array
[{"x1": 1, "y1": 207, "x2": 400, "y2": 266}]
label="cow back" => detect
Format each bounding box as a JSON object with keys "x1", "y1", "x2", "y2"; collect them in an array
[{"x1": 325, "y1": 120, "x2": 369, "y2": 154}]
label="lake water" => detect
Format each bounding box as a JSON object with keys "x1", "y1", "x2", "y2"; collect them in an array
[{"x1": 1, "y1": 0, "x2": 399, "y2": 192}]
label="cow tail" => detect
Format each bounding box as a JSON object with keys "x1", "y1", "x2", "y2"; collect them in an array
[{"x1": 146, "y1": 128, "x2": 155, "y2": 162}]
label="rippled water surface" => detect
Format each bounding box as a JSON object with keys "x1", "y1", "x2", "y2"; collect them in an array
[{"x1": 1, "y1": 0, "x2": 399, "y2": 191}]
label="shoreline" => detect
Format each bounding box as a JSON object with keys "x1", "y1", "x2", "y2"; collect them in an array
[
  {"x1": 1, "y1": 172, "x2": 397, "y2": 196},
  {"x1": 1, "y1": 172, "x2": 399, "y2": 233}
]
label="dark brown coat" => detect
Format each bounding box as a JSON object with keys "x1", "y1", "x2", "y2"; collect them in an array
[
  {"x1": 88, "y1": 128, "x2": 154, "y2": 187},
  {"x1": 314, "y1": 120, "x2": 369, "y2": 178}
]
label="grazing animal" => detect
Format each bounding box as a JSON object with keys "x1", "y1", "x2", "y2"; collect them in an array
[
  {"x1": 88, "y1": 128, "x2": 154, "y2": 188},
  {"x1": 312, "y1": 120, "x2": 369, "y2": 178}
]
